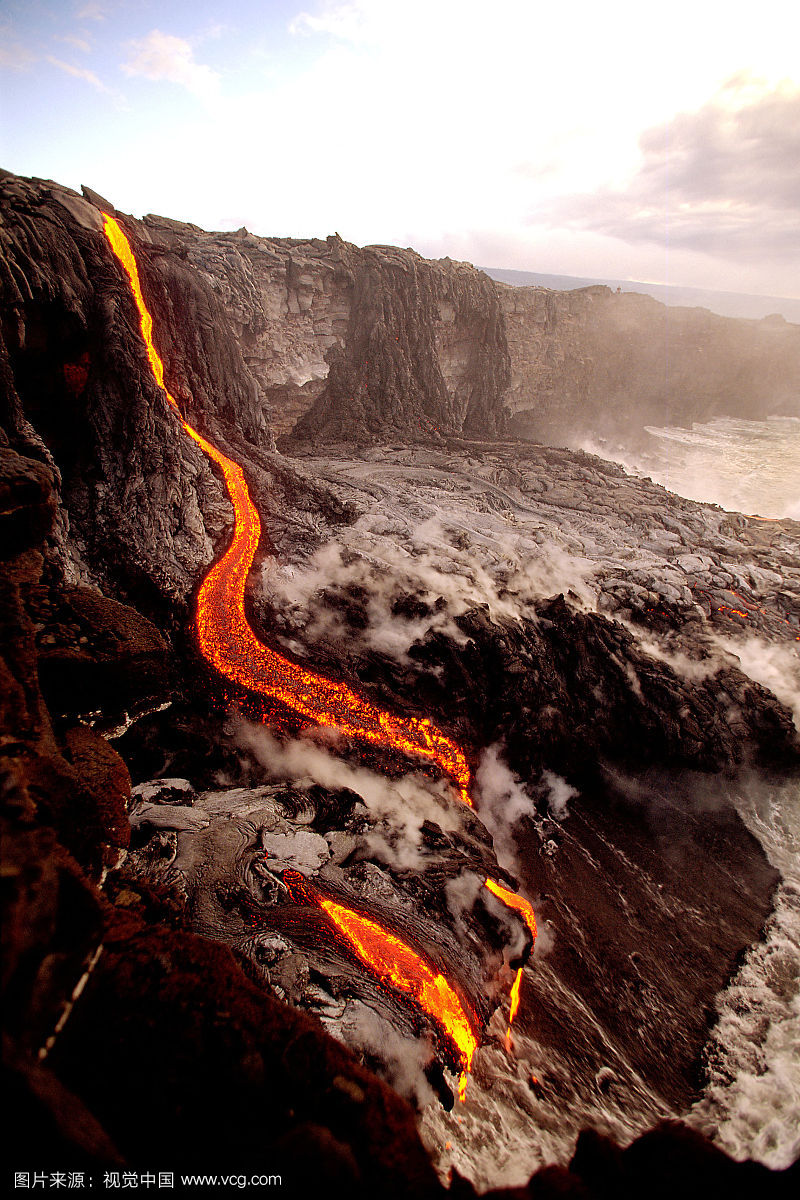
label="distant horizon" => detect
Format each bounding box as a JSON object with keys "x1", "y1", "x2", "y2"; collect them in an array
[
  {"x1": 480, "y1": 265, "x2": 800, "y2": 320},
  {"x1": 5, "y1": 160, "x2": 800, "y2": 323},
  {"x1": 482, "y1": 269, "x2": 798, "y2": 305}
]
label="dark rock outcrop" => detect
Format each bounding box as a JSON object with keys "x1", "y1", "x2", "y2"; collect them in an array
[
  {"x1": 1, "y1": 174, "x2": 258, "y2": 607},
  {"x1": 290, "y1": 244, "x2": 510, "y2": 443}
]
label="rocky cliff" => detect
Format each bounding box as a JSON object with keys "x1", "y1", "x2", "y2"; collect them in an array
[
  {"x1": 136, "y1": 214, "x2": 511, "y2": 445},
  {"x1": 7, "y1": 171, "x2": 793, "y2": 461},
  {"x1": 131, "y1": 212, "x2": 799, "y2": 449},
  {"x1": 499, "y1": 283, "x2": 800, "y2": 443}
]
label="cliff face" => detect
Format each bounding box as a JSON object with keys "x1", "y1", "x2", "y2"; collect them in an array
[
  {"x1": 135, "y1": 213, "x2": 799, "y2": 446},
  {"x1": 9, "y1": 172, "x2": 792, "y2": 463},
  {"x1": 0, "y1": 174, "x2": 259, "y2": 607},
  {"x1": 137, "y1": 217, "x2": 511, "y2": 444},
  {"x1": 0, "y1": 175, "x2": 350, "y2": 614},
  {"x1": 499, "y1": 283, "x2": 800, "y2": 442}
]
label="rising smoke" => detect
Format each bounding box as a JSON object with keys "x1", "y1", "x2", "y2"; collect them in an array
[
  {"x1": 259, "y1": 516, "x2": 597, "y2": 666},
  {"x1": 712, "y1": 635, "x2": 800, "y2": 730},
  {"x1": 236, "y1": 722, "x2": 465, "y2": 861}
]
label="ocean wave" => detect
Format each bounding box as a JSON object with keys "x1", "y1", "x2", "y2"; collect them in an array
[
  {"x1": 584, "y1": 417, "x2": 800, "y2": 518},
  {"x1": 690, "y1": 777, "x2": 800, "y2": 1169}
]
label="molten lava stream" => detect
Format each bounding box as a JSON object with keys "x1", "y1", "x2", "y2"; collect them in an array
[
  {"x1": 102, "y1": 214, "x2": 472, "y2": 804},
  {"x1": 103, "y1": 215, "x2": 538, "y2": 1079},
  {"x1": 283, "y1": 870, "x2": 478, "y2": 1098},
  {"x1": 484, "y1": 878, "x2": 537, "y2": 1049}
]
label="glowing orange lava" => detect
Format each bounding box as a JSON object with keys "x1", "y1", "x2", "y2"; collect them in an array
[
  {"x1": 103, "y1": 215, "x2": 540, "y2": 1091},
  {"x1": 508, "y1": 967, "x2": 523, "y2": 1023},
  {"x1": 505, "y1": 968, "x2": 524, "y2": 1052},
  {"x1": 102, "y1": 214, "x2": 472, "y2": 804},
  {"x1": 694, "y1": 583, "x2": 800, "y2": 642},
  {"x1": 283, "y1": 870, "x2": 477, "y2": 1098},
  {"x1": 484, "y1": 878, "x2": 537, "y2": 940},
  {"x1": 484, "y1": 878, "x2": 536, "y2": 1050}
]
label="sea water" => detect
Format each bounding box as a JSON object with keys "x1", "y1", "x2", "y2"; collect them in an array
[
  {"x1": 689, "y1": 775, "x2": 800, "y2": 1170},
  {"x1": 583, "y1": 416, "x2": 800, "y2": 520},
  {"x1": 583, "y1": 416, "x2": 800, "y2": 1169}
]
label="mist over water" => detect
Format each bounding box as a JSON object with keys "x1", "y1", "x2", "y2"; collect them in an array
[{"x1": 584, "y1": 417, "x2": 800, "y2": 519}]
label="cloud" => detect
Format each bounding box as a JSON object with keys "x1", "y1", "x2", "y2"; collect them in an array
[
  {"x1": 123, "y1": 30, "x2": 221, "y2": 102},
  {"x1": 75, "y1": 3, "x2": 107, "y2": 19},
  {"x1": 46, "y1": 55, "x2": 111, "y2": 93},
  {"x1": 0, "y1": 42, "x2": 36, "y2": 70},
  {"x1": 543, "y1": 76, "x2": 800, "y2": 261},
  {"x1": 57, "y1": 35, "x2": 92, "y2": 53},
  {"x1": 289, "y1": 5, "x2": 373, "y2": 42},
  {"x1": 260, "y1": 515, "x2": 596, "y2": 673},
  {"x1": 340, "y1": 1000, "x2": 436, "y2": 1107}
]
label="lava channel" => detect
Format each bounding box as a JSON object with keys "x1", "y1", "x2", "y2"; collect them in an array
[
  {"x1": 102, "y1": 214, "x2": 472, "y2": 804},
  {"x1": 283, "y1": 870, "x2": 478, "y2": 1099},
  {"x1": 103, "y1": 214, "x2": 538, "y2": 1078},
  {"x1": 484, "y1": 878, "x2": 537, "y2": 1049}
]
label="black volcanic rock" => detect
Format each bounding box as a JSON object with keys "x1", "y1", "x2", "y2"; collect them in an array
[
  {"x1": 568, "y1": 1123, "x2": 796, "y2": 1200},
  {"x1": 0, "y1": 445, "x2": 57, "y2": 557},
  {"x1": 34, "y1": 583, "x2": 173, "y2": 726},
  {"x1": 1, "y1": 174, "x2": 249, "y2": 606}
]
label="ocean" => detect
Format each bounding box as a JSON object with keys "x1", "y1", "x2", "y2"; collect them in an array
[
  {"x1": 583, "y1": 416, "x2": 800, "y2": 521},
  {"x1": 689, "y1": 775, "x2": 800, "y2": 1170}
]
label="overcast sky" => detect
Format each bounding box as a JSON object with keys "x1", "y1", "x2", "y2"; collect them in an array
[{"x1": 1, "y1": 0, "x2": 798, "y2": 297}]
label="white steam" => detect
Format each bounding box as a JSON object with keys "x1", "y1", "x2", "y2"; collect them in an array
[
  {"x1": 259, "y1": 512, "x2": 597, "y2": 665},
  {"x1": 236, "y1": 722, "x2": 464, "y2": 857},
  {"x1": 542, "y1": 770, "x2": 578, "y2": 820},
  {"x1": 475, "y1": 746, "x2": 580, "y2": 852},
  {"x1": 339, "y1": 1000, "x2": 437, "y2": 1109},
  {"x1": 474, "y1": 744, "x2": 538, "y2": 865},
  {"x1": 711, "y1": 635, "x2": 800, "y2": 730}
]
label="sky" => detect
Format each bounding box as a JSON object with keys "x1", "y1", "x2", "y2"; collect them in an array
[{"x1": 1, "y1": 0, "x2": 798, "y2": 298}]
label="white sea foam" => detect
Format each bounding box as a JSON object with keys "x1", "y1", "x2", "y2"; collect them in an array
[
  {"x1": 582, "y1": 416, "x2": 800, "y2": 519},
  {"x1": 690, "y1": 776, "x2": 800, "y2": 1169}
]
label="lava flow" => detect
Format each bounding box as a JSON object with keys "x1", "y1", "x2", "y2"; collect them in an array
[
  {"x1": 102, "y1": 214, "x2": 472, "y2": 804},
  {"x1": 484, "y1": 878, "x2": 537, "y2": 1049},
  {"x1": 283, "y1": 870, "x2": 478, "y2": 1098},
  {"x1": 103, "y1": 215, "x2": 537, "y2": 1089}
]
